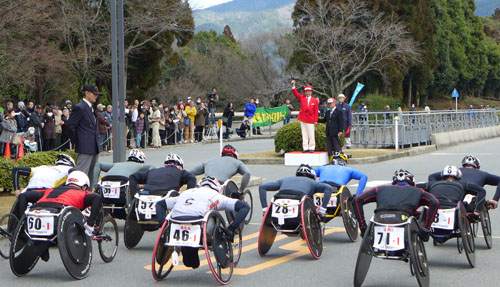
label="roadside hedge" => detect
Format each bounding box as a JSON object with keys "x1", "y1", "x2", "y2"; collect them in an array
[
  {"x1": 0, "y1": 151, "x2": 78, "y2": 192},
  {"x1": 274, "y1": 121, "x2": 345, "y2": 153}
]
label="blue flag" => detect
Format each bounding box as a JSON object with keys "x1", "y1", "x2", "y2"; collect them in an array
[{"x1": 349, "y1": 83, "x2": 365, "y2": 107}]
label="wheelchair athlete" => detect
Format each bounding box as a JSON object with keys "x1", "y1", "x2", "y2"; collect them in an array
[
  {"x1": 419, "y1": 165, "x2": 486, "y2": 223},
  {"x1": 161, "y1": 177, "x2": 250, "y2": 269},
  {"x1": 92, "y1": 149, "x2": 153, "y2": 188},
  {"x1": 354, "y1": 169, "x2": 439, "y2": 241},
  {"x1": 428, "y1": 155, "x2": 500, "y2": 208},
  {"x1": 190, "y1": 144, "x2": 251, "y2": 196},
  {"x1": 259, "y1": 164, "x2": 333, "y2": 216},
  {"x1": 313, "y1": 152, "x2": 368, "y2": 196},
  {"x1": 12, "y1": 153, "x2": 76, "y2": 197},
  {"x1": 130, "y1": 153, "x2": 196, "y2": 224},
  {"x1": 15, "y1": 171, "x2": 102, "y2": 261}
]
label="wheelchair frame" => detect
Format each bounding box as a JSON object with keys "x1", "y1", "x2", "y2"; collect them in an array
[{"x1": 151, "y1": 210, "x2": 242, "y2": 285}]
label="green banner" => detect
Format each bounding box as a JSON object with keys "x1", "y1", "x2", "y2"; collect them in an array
[{"x1": 252, "y1": 106, "x2": 289, "y2": 127}]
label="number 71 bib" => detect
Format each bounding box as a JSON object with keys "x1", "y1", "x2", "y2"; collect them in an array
[{"x1": 373, "y1": 226, "x2": 405, "y2": 251}]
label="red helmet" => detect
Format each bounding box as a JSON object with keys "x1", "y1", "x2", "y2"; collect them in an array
[{"x1": 221, "y1": 144, "x2": 239, "y2": 159}]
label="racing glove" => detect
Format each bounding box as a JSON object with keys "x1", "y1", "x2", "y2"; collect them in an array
[
  {"x1": 419, "y1": 228, "x2": 431, "y2": 242},
  {"x1": 317, "y1": 206, "x2": 327, "y2": 217},
  {"x1": 84, "y1": 223, "x2": 95, "y2": 237},
  {"x1": 223, "y1": 226, "x2": 235, "y2": 243}
]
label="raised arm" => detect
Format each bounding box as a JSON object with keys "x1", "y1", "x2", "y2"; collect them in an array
[
  {"x1": 189, "y1": 163, "x2": 205, "y2": 176},
  {"x1": 418, "y1": 191, "x2": 439, "y2": 230},
  {"x1": 354, "y1": 187, "x2": 378, "y2": 235},
  {"x1": 350, "y1": 168, "x2": 368, "y2": 195},
  {"x1": 12, "y1": 167, "x2": 32, "y2": 196},
  {"x1": 312, "y1": 182, "x2": 333, "y2": 209}
]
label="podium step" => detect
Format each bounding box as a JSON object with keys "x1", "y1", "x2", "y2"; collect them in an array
[{"x1": 284, "y1": 151, "x2": 329, "y2": 166}]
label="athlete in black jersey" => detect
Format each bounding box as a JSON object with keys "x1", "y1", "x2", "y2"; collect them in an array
[
  {"x1": 354, "y1": 169, "x2": 439, "y2": 241},
  {"x1": 428, "y1": 155, "x2": 500, "y2": 208}
]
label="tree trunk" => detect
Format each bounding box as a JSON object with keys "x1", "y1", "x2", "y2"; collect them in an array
[{"x1": 407, "y1": 77, "x2": 412, "y2": 107}]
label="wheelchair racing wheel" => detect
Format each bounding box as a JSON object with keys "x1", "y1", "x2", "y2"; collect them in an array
[
  {"x1": 58, "y1": 207, "x2": 92, "y2": 280},
  {"x1": 97, "y1": 214, "x2": 119, "y2": 263},
  {"x1": 458, "y1": 203, "x2": 475, "y2": 268},
  {"x1": 301, "y1": 196, "x2": 323, "y2": 259},
  {"x1": 124, "y1": 199, "x2": 145, "y2": 249},
  {"x1": 204, "y1": 211, "x2": 233, "y2": 285},
  {"x1": 243, "y1": 190, "x2": 253, "y2": 225},
  {"x1": 9, "y1": 214, "x2": 41, "y2": 276},
  {"x1": 480, "y1": 208, "x2": 492, "y2": 249},
  {"x1": 257, "y1": 205, "x2": 277, "y2": 256},
  {"x1": 353, "y1": 222, "x2": 374, "y2": 287},
  {"x1": 0, "y1": 213, "x2": 18, "y2": 259},
  {"x1": 152, "y1": 221, "x2": 175, "y2": 281},
  {"x1": 408, "y1": 218, "x2": 429, "y2": 287},
  {"x1": 340, "y1": 187, "x2": 358, "y2": 242}
]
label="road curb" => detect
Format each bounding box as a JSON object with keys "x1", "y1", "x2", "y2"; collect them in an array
[{"x1": 241, "y1": 145, "x2": 438, "y2": 165}]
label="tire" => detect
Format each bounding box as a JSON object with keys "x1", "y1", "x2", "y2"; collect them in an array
[
  {"x1": 340, "y1": 187, "x2": 358, "y2": 242},
  {"x1": 152, "y1": 221, "x2": 175, "y2": 281},
  {"x1": 243, "y1": 190, "x2": 253, "y2": 225},
  {"x1": 223, "y1": 181, "x2": 239, "y2": 224},
  {"x1": 0, "y1": 213, "x2": 18, "y2": 259},
  {"x1": 232, "y1": 226, "x2": 243, "y2": 267},
  {"x1": 408, "y1": 218, "x2": 429, "y2": 287},
  {"x1": 9, "y1": 214, "x2": 40, "y2": 276},
  {"x1": 353, "y1": 222, "x2": 373, "y2": 287},
  {"x1": 257, "y1": 205, "x2": 277, "y2": 256},
  {"x1": 124, "y1": 199, "x2": 145, "y2": 249},
  {"x1": 458, "y1": 203, "x2": 475, "y2": 268},
  {"x1": 301, "y1": 197, "x2": 323, "y2": 259},
  {"x1": 97, "y1": 215, "x2": 119, "y2": 263},
  {"x1": 204, "y1": 211, "x2": 233, "y2": 285},
  {"x1": 480, "y1": 208, "x2": 492, "y2": 249}
]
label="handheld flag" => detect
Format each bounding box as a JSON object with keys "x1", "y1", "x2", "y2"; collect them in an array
[{"x1": 349, "y1": 83, "x2": 365, "y2": 107}]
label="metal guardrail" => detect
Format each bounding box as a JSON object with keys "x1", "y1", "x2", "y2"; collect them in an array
[{"x1": 350, "y1": 109, "x2": 499, "y2": 149}]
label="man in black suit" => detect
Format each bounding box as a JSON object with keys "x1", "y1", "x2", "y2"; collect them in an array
[
  {"x1": 67, "y1": 84, "x2": 102, "y2": 186},
  {"x1": 318, "y1": 98, "x2": 344, "y2": 157}
]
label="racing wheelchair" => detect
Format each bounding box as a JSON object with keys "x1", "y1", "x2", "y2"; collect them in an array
[
  {"x1": 94, "y1": 175, "x2": 131, "y2": 220},
  {"x1": 9, "y1": 203, "x2": 93, "y2": 279},
  {"x1": 312, "y1": 185, "x2": 358, "y2": 241},
  {"x1": 258, "y1": 190, "x2": 323, "y2": 259},
  {"x1": 354, "y1": 210, "x2": 429, "y2": 287},
  {"x1": 463, "y1": 194, "x2": 492, "y2": 249},
  {"x1": 124, "y1": 190, "x2": 177, "y2": 249},
  {"x1": 427, "y1": 201, "x2": 476, "y2": 268},
  {"x1": 222, "y1": 180, "x2": 253, "y2": 225},
  {"x1": 151, "y1": 211, "x2": 242, "y2": 285}
]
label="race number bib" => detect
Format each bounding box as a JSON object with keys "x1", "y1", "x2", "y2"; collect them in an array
[
  {"x1": 272, "y1": 199, "x2": 299, "y2": 225},
  {"x1": 313, "y1": 193, "x2": 337, "y2": 208},
  {"x1": 168, "y1": 223, "x2": 202, "y2": 247},
  {"x1": 463, "y1": 194, "x2": 474, "y2": 204},
  {"x1": 431, "y1": 208, "x2": 455, "y2": 230},
  {"x1": 373, "y1": 226, "x2": 405, "y2": 251},
  {"x1": 102, "y1": 181, "x2": 121, "y2": 199},
  {"x1": 27, "y1": 215, "x2": 55, "y2": 236},
  {"x1": 137, "y1": 196, "x2": 160, "y2": 219}
]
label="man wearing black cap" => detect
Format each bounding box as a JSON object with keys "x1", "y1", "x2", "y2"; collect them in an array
[
  {"x1": 29, "y1": 105, "x2": 44, "y2": 151},
  {"x1": 67, "y1": 84, "x2": 102, "y2": 186}
]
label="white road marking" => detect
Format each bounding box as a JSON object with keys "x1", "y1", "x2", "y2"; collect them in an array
[{"x1": 349, "y1": 180, "x2": 391, "y2": 189}]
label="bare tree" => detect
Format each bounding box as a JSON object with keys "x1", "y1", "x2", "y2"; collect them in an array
[{"x1": 292, "y1": 0, "x2": 420, "y2": 97}]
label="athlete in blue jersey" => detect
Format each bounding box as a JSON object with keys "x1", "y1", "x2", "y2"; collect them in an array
[{"x1": 313, "y1": 152, "x2": 368, "y2": 196}]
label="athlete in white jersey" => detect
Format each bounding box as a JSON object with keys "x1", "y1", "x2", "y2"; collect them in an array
[
  {"x1": 12, "y1": 153, "x2": 76, "y2": 196},
  {"x1": 160, "y1": 176, "x2": 250, "y2": 269}
]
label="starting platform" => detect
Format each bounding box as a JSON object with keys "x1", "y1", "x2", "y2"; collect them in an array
[{"x1": 284, "y1": 151, "x2": 329, "y2": 166}]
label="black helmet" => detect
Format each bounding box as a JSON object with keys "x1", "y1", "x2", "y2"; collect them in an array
[
  {"x1": 55, "y1": 154, "x2": 75, "y2": 167},
  {"x1": 462, "y1": 155, "x2": 480, "y2": 169},
  {"x1": 392, "y1": 169, "x2": 415, "y2": 186},
  {"x1": 296, "y1": 164, "x2": 316, "y2": 180}
]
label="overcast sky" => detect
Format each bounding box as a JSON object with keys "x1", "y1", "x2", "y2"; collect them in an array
[{"x1": 188, "y1": 0, "x2": 233, "y2": 10}]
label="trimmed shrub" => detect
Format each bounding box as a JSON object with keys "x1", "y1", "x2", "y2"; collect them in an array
[
  {"x1": 0, "y1": 150, "x2": 78, "y2": 192},
  {"x1": 274, "y1": 121, "x2": 344, "y2": 153}
]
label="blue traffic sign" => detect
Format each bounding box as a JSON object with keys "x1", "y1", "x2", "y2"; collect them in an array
[{"x1": 451, "y1": 88, "x2": 459, "y2": 98}]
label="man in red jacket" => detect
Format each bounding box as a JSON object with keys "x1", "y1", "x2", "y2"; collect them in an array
[{"x1": 292, "y1": 79, "x2": 319, "y2": 152}]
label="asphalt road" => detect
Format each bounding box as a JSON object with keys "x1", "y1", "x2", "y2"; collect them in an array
[{"x1": 2, "y1": 137, "x2": 500, "y2": 286}]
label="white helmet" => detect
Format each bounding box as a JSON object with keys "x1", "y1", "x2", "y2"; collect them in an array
[
  {"x1": 55, "y1": 153, "x2": 75, "y2": 167},
  {"x1": 165, "y1": 153, "x2": 184, "y2": 168},
  {"x1": 198, "y1": 176, "x2": 221, "y2": 192},
  {"x1": 462, "y1": 155, "x2": 480, "y2": 169},
  {"x1": 441, "y1": 165, "x2": 462, "y2": 180},
  {"x1": 128, "y1": 149, "x2": 146, "y2": 163},
  {"x1": 65, "y1": 171, "x2": 90, "y2": 188}
]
